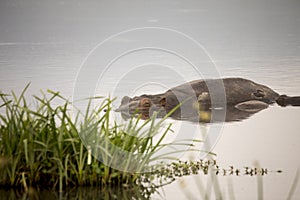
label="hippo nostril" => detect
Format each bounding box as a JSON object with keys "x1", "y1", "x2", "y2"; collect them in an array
[
  {"x1": 139, "y1": 98, "x2": 152, "y2": 109},
  {"x1": 144, "y1": 102, "x2": 150, "y2": 107}
]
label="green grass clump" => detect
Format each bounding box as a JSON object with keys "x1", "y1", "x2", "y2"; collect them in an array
[{"x1": 0, "y1": 85, "x2": 197, "y2": 192}]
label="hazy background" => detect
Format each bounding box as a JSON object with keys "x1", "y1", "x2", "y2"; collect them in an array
[{"x1": 1, "y1": 0, "x2": 300, "y2": 95}]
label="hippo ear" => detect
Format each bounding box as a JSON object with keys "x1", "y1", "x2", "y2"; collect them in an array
[
  {"x1": 159, "y1": 97, "x2": 166, "y2": 108},
  {"x1": 253, "y1": 89, "x2": 265, "y2": 98},
  {"x1": 121, "y1": 96, "x2": 132, "y2": 105}
]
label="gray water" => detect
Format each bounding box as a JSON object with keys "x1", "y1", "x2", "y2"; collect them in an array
[{"x1": 1, "y1": 0, "x2": 300, "y2": 199}]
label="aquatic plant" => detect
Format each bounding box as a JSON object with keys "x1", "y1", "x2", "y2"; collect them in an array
[{"x1": 0, "y1": 85, "x2": 200, "y2": 193}]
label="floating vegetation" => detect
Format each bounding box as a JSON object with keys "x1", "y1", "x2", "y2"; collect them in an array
[{"x1": 138, "y1": 159, "x2": 283, "y2": 190}]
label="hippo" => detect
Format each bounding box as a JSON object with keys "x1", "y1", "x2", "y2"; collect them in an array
[{"x1": 115, "y1": 78, "x2": 300, "y2": 122}]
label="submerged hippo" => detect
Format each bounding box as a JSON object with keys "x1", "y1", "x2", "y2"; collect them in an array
[{"x1": 116, "y1": 78, "x2": 300, "y2": 122}]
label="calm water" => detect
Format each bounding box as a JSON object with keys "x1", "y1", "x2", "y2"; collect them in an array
[{"x1": 0, "y1": 0, "x2": 300, "y2": 199}]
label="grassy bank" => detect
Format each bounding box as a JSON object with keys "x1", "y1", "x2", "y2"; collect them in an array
[{"x1": 0, "y1": 85, "x2": 201, "y2": 192}]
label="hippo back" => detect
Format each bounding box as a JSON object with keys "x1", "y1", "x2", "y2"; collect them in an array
[
  {"x1": 222, "y1": 78, "x2": 279, "y2": 105},
  {"x1": 164, "y1": 78, "x2": 279, "y2": 112}
]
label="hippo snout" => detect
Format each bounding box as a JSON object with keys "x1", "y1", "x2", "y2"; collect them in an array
[{"x1": 115, "y1": 100, "x2": 140, "y2": 113}]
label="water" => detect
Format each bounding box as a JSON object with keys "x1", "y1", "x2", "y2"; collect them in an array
[{"x1": 1, "y1": 0, "x2": 300, "y2": 199}]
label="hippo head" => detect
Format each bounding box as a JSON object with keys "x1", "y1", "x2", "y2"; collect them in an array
[{"x1": 115, "y1": 94, "x2": 167, "y2": 119}]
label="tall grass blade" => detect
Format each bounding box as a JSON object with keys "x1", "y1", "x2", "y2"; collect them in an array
[{"x1": 287, "y1": 168, "x2": 300, "y2": 200}]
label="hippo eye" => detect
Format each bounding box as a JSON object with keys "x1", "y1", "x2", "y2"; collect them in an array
[{"x1": 159, "y1": 97, "x2": 166, "y2": 108}]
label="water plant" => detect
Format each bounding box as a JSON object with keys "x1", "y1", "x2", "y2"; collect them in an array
[{"x1": 0, "y1": 85, "x2": 201, "y2": 193}]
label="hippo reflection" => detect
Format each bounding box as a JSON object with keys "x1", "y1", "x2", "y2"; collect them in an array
[{"x1": 116, "y1": 78, "x2": 300, "y2": 122}]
